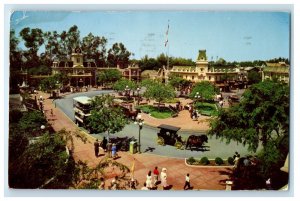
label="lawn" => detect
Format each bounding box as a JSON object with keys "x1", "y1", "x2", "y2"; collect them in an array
[
  {"x1": 194, "y1": 102, "x2": 219, "y2": 116},
  {"x1": 137, "y1": 105, "x2": 174, "y2": 119}
]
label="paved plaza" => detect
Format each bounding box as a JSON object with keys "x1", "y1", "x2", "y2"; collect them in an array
[{"x1": 37, "y1": 89, "x2": 259, "y2": 190}]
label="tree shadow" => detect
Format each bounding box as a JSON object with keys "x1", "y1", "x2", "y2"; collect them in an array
[{"x1": 144, "y1": 147, "x2": 155, "y2": 153}]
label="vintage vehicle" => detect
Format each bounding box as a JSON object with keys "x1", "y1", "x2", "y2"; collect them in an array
[
  {"x1": 157, "y1": 124, "x2": 209, "y2": 150},
  {"x1": 157, "y1": 124, "x2": 184, "y2": 149}
]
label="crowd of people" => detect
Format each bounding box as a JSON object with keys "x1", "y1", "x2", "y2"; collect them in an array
[{"x1": 97, "y1": 165, "x2": 192, "y2": 191}]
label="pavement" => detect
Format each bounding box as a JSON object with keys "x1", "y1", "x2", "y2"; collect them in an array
[{"x1": 36, "y1": 90, "x2": 233, "y2": 190}]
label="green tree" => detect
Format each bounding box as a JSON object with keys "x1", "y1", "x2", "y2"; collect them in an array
[
  {"x1": 113, "y1": 78, "x2": 137, "y2": 92},
  {"x1": 19, "y1": 27, "x2": 44, "y2": 68},
  {"x1": 81, "y1": 32, "x2": 107, "y2": 67},
  {"x1": 66, "y1": 25, "x2": 81, "y2": 54},
  {"x1": 18, "y1": 110, "x2": 47, "y2": 135},
  {"x1": 107, "y1": 43, "x2": 131, "y2": 68},
  {"x1": 189, "y1": 81, "x2": 217, "y2": 102},
  {"x1": 53, "y1": 72, "x2": 70, "y2": 87},
  {"x1": 40, "y1": 76, "x2": 59, "y2": 94},
  {"x1": 143, "y1": 81, "x2": 175, "y2": 109},
  {"x1": 97, "y1": 69, "x2": 122, "y2": 87},
  {"x1": 208, "y1": 80, "x2": 289, "y2": 179},
  {"x1": 9, "y1": 132, "x2": 70, "y2": 189},
  {"x1": 87, "y1": 94, "x2": 129, "y2": 136},
  {"x1": 168, "y1": 73, "x2": 191, "y2": 91},
  {"x1": 247, "y1": 71, "x2": 262, "y2": 85}
]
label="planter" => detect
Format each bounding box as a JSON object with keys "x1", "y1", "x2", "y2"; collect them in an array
[{"x1": 185, "y1": 158, "x2": 234, "y2": 168}]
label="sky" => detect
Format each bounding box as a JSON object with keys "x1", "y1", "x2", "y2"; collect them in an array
[{"x1": 10, "y1": 11, "x2": 290, "y2": 62}]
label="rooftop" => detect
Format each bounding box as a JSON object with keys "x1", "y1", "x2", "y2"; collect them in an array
[{"x1": 73, "y1": 96, "x2": 92, "y2": 105}]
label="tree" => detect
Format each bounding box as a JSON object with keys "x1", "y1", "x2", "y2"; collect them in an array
[
  {"x1": 66, "y1": 25, "x2": 81, "y2": 54},
  {"x1": 18, "y1": 110, "x2": 47, "y2": 135},
  {"x1": 53, "y1": 72, "x2": 70, "y2": 87},
  {"x1": 247, "y1": 70, "x2": 261, "y2": 85},
  {"x1": 113, "y1": 78, "x2": 137, "y2": 92},
  {"x1": 9, "y1": 132, "x2": 70, "y2": 189},
  {"x1": 189, "y1": 81, "x2": 217, "y2": 102},
  {"x1": 40, "y1": 76, "x2": 59, "y2": 94},
  {"x1": 97, "y1": 69, "x2": 122, "y2": 87},
  {"x1": 168, "y1": 73, "x2": 191, "y2": 91},
  {"x1": 107, "y1": 43, "x2": 131, "y2": 68},
  {"x1": 87, "y1": 94, "x2": 129, "y2": 136},
  {"x1": 81, "y1": 32, "x2": 107, "y2": 67},
  {"x1": 19, "y1": 27, "x2": 44, "y2": 68},
  {"x1": 208, "y1": 80, "x2": 289, "y2": 180},
  {"x1": 143, "y1": 81, "x2": 175, "y2": 109}
]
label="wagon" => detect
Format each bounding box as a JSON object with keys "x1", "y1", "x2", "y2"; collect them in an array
[{"x1": 157, "y1": 124, "x2": 184, "y2": 149}]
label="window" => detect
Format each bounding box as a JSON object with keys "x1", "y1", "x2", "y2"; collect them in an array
[
  {"x1": 192, "y1": 76, "x2": 194, "y2": 80},
  {"x1": 209, "y1": 76, "x2": 211, "y2": 80},
  {"x1": 201, "y1": 68, "x2": 203, "y2": 72},
  {"x1": 88, "y1": 62, "x2": 91, "y2": 67},
  {"x1": 77, "y1": 58, "x2": 80, "y2": 63}
]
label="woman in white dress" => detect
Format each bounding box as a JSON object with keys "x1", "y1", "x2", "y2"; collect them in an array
[
  {"x1": 146, "y1": 170, "x2": 153, "y2": 189},
  {"x1": 160, "y1": 168, "x2": 168, "y2": 190}
]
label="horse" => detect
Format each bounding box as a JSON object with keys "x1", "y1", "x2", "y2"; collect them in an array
[{"x1": 185, "y1": 135, "x2": 208, "y2": 151}]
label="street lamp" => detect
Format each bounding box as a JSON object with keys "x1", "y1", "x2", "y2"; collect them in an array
[
  {"x1": 125, "y1": 85, "x2": 130, "y2": 100},
  {"x1": 134, "y1": 114, "x2": 144, "y2": 153},
  {"x1": 137, "y1": 87, "x2": 140, "y2": 105},
  {"x1": 40, "y1": 125, "x2": 45, "y2": 130},
  {"x1": 194, "y1": 92, "x2": 201, "y2": 102}
]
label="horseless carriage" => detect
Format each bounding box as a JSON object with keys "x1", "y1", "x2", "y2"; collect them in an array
[{"x1": 156, "y1": 124, "x2": 208, "y2": 150}]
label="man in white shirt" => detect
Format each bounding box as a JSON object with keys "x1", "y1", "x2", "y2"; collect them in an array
[{"x1": 183, "y1": 173, "x2": 191, "y2": 190}]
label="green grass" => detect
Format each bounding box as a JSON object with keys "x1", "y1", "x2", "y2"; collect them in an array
[
  {"x1": 194, "y1": 102, "x2": 219, "y2": 116},
  {"x1": 137, "y1": 105, "x2": 174, "y2": 119}
]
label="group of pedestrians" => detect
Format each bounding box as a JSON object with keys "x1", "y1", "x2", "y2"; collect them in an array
[
  {"x1": 94, "y1": 138, "x2": 118, "y2": 159},
  {"x1": 141, "y1": 167, "x2": 192, "y2": 190}
]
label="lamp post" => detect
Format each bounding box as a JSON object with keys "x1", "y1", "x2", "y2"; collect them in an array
[
  {"x1": 137, "y1": 87, "x2": 140, "y2": 105},
  {"x1": 194, "y1": 92, "x2": 201, "y2": 102},
  {"x1": 125, "y1": 85, "x2": 130, "y2": 100},
  {"x1": 134, "y1": 114, "x2": 144, "y2": 153}
]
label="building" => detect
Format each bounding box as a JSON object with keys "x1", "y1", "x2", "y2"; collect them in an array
[
  {"x1": 24, "y1": 46, "x2": 142, "y2": 88},
  {"x1": 262, "y1": 62, "x2": 290, "y2": 83},
  {"x1": 170, "y1": 50, "x2": 244, "y2": 91}
]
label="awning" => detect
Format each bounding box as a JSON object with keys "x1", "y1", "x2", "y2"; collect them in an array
[{"x1": 157, "y1": 124, "x2": 181, "y2": 132}]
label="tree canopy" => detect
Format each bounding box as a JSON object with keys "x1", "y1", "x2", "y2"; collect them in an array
[
  {"x1": 142, "y1": 80, "x2": 175, "y2": 106},
  {"x1": 87, "y1": 94, "x2": 129, "y2": 135},
  {"x1": 189, "y1": 81, "x2": 217, "y2": 101},
  {"x1": 113, "y1": 78, "x2": 137, "y2": 92},
  {"x1": 97, "y1": 69, "x2": 122, "y2": 86},
  {"x1": 208, "y1": 80, "x2": 289, "y2": 178}
]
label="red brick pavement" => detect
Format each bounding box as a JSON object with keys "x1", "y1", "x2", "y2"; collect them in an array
[{"x1": 37, "y1": 91, "x2": 231, "y2": 190}]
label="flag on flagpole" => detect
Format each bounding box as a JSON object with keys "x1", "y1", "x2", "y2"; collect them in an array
[{"x1": 165, "y1": 21, "x2": 169, "y2": 47}]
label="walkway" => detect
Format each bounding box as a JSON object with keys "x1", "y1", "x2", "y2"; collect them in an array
[{"x1": 37, "y1": 90, "x2": 232, "y2": 190}]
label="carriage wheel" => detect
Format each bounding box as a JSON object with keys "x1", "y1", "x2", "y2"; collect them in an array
[
  {"x1": 174, "y1": 141, "x2": 183, "y2": 149},
  {"x1": 157, "y1": 137, "x2": 165, "y2": 146}
]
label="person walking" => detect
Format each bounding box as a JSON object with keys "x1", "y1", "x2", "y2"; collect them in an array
[
  {"x1": 183, "y1": 173, "x2": 191, "y2": 190},
  {"x1": 112, "y1": 143, "x2": 117, "y2": 158},
  {"x1": 50, "y1": 108, "x2": 54, "y2": 116},
  {"x1": 160, "y1": 168, "x2": 168, "y2": 190},
  {"x1": 107, "y1": 141, "x2": 112, "y2": 158},
  {"x1": 94, "y1": 139, "x2": 100, "y2": 157},
  {"x1": 146, "y1": 170, "x2": 153, "y2": 189},
  {"x1": 153, "y1": 166, "x2": 159, "y2": 186},
  {"x1": 101, "y1": 137, "x2": 108, "y2": 152}
]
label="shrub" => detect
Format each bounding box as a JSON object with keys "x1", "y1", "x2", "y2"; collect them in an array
[
  {"x1": 215, "y1": 157, "x2": 224, "y2": 165},
  {"x1": 187, "y1": 157, "x2": 196, "y2": 164},
  {"x1": 227, "y1": 157, "x2": 234, "y2": 165},
  {"x1": 200, "y1": 157, "x2": 210, "y2": 165}
]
